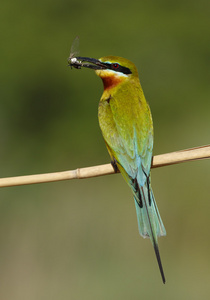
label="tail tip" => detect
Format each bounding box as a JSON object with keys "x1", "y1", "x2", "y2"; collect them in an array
[
  {"x1": 162, "y1": 274, "x2": 166, "y2": 284},
  {"x1": 153, "y1": 242, "x2": 166, "y2": 284}
]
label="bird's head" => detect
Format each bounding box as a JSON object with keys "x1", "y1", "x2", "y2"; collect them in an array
[{"x1": 69, "y1": 55, "x2": 139, "y2": 90}]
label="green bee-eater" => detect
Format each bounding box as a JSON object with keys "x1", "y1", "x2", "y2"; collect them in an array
[{"x1": 69, "y1": 55, "x2": 166, "y2": 283}]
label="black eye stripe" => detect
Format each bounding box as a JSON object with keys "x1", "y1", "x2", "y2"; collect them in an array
[
  {"x1": 117, "y1": 65, "x2": 132, "y2": 74},
  {"x1": 104, "y1": 63, "x2": 132, "y2": 75}
]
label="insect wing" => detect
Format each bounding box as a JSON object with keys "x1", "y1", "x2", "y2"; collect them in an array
[{"x1": 70, "y1": 36, "x2": 80, "y2": 59}]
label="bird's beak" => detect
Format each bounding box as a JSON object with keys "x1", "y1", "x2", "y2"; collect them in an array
[{"x1": 68, "y1": 56, "x2": 107, "y2": 70}]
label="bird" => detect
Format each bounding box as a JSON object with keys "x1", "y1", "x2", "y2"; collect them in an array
[{"x1": 69, "y1": 55, "x2": 167, "y2": 283}]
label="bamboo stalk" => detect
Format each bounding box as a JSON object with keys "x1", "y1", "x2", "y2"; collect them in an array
[{"x1": 0, "y1": 145, "x2": 209, "y2": 188}]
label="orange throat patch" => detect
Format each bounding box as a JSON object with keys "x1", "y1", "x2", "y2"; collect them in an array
[{"x1": 101, "y1": 75, "x2": 123, "y2": 91}]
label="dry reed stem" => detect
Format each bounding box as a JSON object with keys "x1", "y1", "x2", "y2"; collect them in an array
[{"x1": 0, "y1": 145, "x2": 209, "y2": 188}]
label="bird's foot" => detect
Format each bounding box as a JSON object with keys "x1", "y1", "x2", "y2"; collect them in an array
[{"x1": 111, "y1": 159, "x2": 119, "y2": 173}]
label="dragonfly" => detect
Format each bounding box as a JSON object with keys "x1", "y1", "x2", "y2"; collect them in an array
[
  {"x1": 68, "y1": 37, "x2": 106, "y2": 70},
  {"x1": 68, "y1": 36, "x2": 82, "y2": 69}
]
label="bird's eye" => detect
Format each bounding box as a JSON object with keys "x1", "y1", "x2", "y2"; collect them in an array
[{"x1": 112, "y1": 63, "x2": 119, "y2": 69}]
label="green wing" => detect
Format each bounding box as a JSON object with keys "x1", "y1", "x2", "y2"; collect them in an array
[{"x1": 98, "y1": 90, "x2": 153, "y2": 185}]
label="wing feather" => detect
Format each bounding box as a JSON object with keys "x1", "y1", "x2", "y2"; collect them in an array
[{"x1": 98, "y1": 91, "x2": 153, "y2": 184}]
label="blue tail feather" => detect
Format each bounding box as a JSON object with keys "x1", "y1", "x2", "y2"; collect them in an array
[
  {"x1": 134, "y1": 184, "x2": 166, "y2": 239},
  {"x1": 133, "y1": 180, "x2": 166, "y2": 283}
]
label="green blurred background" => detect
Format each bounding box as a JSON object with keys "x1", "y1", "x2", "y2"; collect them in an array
[{"x1": 0, "y1": 0, "x2": 210, "y2": 299}]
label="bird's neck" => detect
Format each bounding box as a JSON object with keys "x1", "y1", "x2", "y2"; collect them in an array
[{"x1": 101, "y1": 74, "x2": 126, "y2": 91}]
